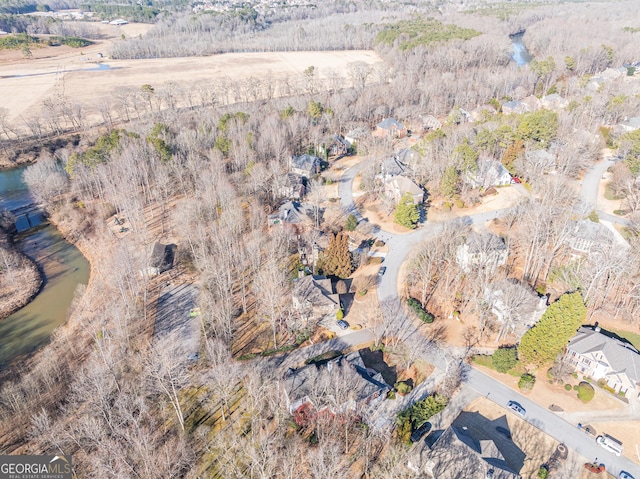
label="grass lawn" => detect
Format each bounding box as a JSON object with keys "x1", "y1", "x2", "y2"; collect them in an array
[{"x1": 611, "y1": 329, "x2": 640, "y2": 350}]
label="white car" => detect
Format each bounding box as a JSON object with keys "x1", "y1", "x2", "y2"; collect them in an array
[{"x1": 506, "y1": 400, "x2": 526, "y2": 418}]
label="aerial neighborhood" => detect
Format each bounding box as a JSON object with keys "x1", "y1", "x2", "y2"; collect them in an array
[{"x1": 1, "y1": 0, "x2": 640, "y2": 477}]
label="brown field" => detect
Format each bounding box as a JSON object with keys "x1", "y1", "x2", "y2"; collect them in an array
[{"x1": 0, "y1": 23, "x2": 382, "y2": 127}]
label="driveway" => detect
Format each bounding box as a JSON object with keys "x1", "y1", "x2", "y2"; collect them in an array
[{"x1": 337, "y1": 159, "x2": 640, "y2": 477}]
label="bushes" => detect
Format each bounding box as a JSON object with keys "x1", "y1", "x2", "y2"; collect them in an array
[
  {"x1": 492, "y1": 347, "x2": 518, "y2": 373},
  {"x1": 577, "y1": 381, "x2": 595, "y2": 402},
  {"x1": 518, "y1": 373, "x2": 536, "y2": 391},
  {"x1": 564, "y1": 383, "x2": 572, "y2": 391},
  {"x1": 407, "y1": 298, "x2": 434, "y2": 323},
  {"x1": 395, "y1": 381, "x2": 413, "y2": 395},
  {"x1": 336, "y1": 309, "x2": 344, "y2": 320},
  {"x1": 538, "y1": 466, "x2": 549, "y2": 479},
  {"x1": 396, "y1": 394, "x2": 447, "y2": 443}
]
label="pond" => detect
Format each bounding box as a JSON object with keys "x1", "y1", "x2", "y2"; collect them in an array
[
  {"x1": 510, "y1": 32, "x2": 532, "y2": 66},
  {"x1": 0, "y1": 166, "x2": 90, "y2": 369}
]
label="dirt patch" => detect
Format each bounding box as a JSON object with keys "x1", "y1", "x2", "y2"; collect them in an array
[{"x1": 428, "y1": 186, "x2": 525, "y2": 222}]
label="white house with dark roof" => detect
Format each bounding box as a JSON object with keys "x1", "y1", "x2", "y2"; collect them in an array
[
  {"x1": 465, "y1": 157, "x2": 512, "y2": 190},
  {"x1": 565, "y1": 326, "x2": 640, "y2": 395}
]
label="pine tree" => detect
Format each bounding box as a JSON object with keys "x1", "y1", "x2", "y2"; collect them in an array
[
  {"x1": 518, "y1": 292, "x2": 586, "y2": 365},
  {"x1": 394, "y1": 193, "x2": 420, "y2": 229},
  {"x1": 320, "y1": 232, "x2": 353, "y2": 279}
]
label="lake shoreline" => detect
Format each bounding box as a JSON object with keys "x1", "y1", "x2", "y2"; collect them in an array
[{"x1": 0, "y1": 227, "x2": 43, "y2": 320}]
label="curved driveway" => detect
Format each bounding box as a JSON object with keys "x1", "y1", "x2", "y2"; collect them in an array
[{"x1": 338, "y1": 160, "x2": 640, "y2": 477}]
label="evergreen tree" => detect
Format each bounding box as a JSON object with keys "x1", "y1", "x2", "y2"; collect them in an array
[
  {"x1": 394, "y1": 193, "x2": 420, "y2": 229},
  {"x1": 319, "y1": 232, "x2": 353, "y2": 278},
  {"x1": 518, "y1": 292, "x2": 586, "y2": 365},
  {"x1": 344, "y1": 214, "x2": 358, "y2": 231}
]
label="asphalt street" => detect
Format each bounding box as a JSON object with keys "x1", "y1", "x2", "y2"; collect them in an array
[{"x1": 336, "y1": 158, "x2": 640, "y2": 477}]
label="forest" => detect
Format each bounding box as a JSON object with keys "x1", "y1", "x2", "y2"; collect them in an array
[{"x1": 0, "y1": 0, "x2": 640, "y2": 477}]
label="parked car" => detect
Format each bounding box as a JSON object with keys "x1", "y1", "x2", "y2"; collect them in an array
[
  {"x1": 506, "y1": 400, "x2": 526, "y2": 417},
  {"x1": 619, "y1": 472, "x2": 635, "y2": 479},
  {"x1": 410, "y1": 422, "x2": 432, "y2": 443},
  {"x1": 336, "y1": 319, "x2": 349, "y2": 330},
  {"x1": 378, "y1": 266, "x2": 387, "y2": 277},
  {"x1": 495, "y1": 426, "x2": 512, "y2": 440}
]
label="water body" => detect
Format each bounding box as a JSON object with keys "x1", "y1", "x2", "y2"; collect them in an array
[
  {"x1": 2, "y1": 63, "x2": 113, "y2": 79},
  {"x1": 0, "y1": 166, "x2": 90, "y2": 368},
  {"x1": 510, "y1": 32, "x2": 532, "y2": 66}
]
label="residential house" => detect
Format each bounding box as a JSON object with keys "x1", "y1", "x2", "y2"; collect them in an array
[
  {"x1": 283, "y1": 351, "x2": 389, "y2": 425},
  {"x1": 466, "y1": 156, "x2": 512, "y2": 190},
  {"x1": 384, "y1": 175, "x2": 424, "y2": 204},
  {"x1": 525, "y1": 149, "x2": 555, "y2": 173},
  {"x1": 274, "y1": 173, "x2": 306, "y2": 200},
  {"x1": 292, "y1": 274, "x2": 340, "y2": 317},
  {"x1": 541, "y1": 94, "x2": 569, "y2": 110},
  {"x1": 501, "y1": 100, "x2": 526, "y2": 115},
  {"x1": 565, "y1": 220, "x2": 613, "y2": 255},
  {"x1": 470, "y1": 105, "x2": 498, "y2": 122},
  {"x1": 374, "y1": 117, "x2": 407, "y2": 139},
  {"x1": 520, "y1": 95, "x2": 541, "y2": 112},
  {"x1": 587, "y1": 76, "x2": 606, "y2": 91},
  {"x1": 456, "y1": 232, "x2": 508, "y2": 272},
  {"x1": 396, "y1": 148, "x2": 422, "y2": 170},
  {"x1": 418, "y1": 411, "x2": 524, "y2": 479},
  {"x1": 289, "y1": 154, "x2": 323, "y2": 178},
  {"x1": 109, "y1": 18, "x2": 128, "y2": 25},
  {"x1": 268, "y1": 201, "x2": 319, "y2": 227},
  {"x1": 485, "y1": 279, "x2": 547, "y2": 339},
  {"x1": 565, "y1": 326, "x2": 640, "y2": 395},
  {"x1": 344, "y1": 126, "x2": 370, "y2": 149},
  {"x1": 618, "y1": 117, "x2": 640, "y2": 133},
  {"x1": 144, "y1": 242, "x2": 176, "y2": 276},
  {"x1": 599, "y1": 67, "x2": 627, "y2": 80},
  {"x1": 380, "y1": 156, "x2": 407, "y2": 178},
  {"x1": 320, "y1": 134, "x2": 350, "y2": 157},
  {"x1": 418, "y1": 114, "x2": 442, "y2": 132}
]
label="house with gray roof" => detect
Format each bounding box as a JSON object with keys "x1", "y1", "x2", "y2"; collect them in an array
[
  {"x1": 565, "y1": 220, "x2": 613, "y2": 255},
  {"x1": 456, "y1": 232, "x2": 508, "y2": 272},
  {"x1": 282, "y1": 351, "x2": 389, "y2": 424},
  {"x1": 425, "y1": 423, "x2": 524, "y2": 479},
  {"x1": 465, "y1": 156, "x2": 512, "y2": 190},
  {"x1": 502, "y1": 100, "x2": 526, "y2": 115},
  {"x1": 289, "y1": 154, "x2": 324, "y2": 178},
  {"x1": 374, "y1": 117, "x2": 407, "y2": 138},
  {"x1": 268, "y1": 201, "x2": 318, "y2": 227},
  {"x1": 564, "y1": 326, "x2": 640, "y2": 395},
  {"x1": 292, "y1": 275, "x2": 340, "y2": 317},
  {"x1": 384, "y1": 175, "x2": 424, "y2": 204},
  {"x1": 541, "y1": 94, "x2": 569, "y2": 110},
  {"x1": 380, "y1": 156, "x2": 407, "y2": 178},
  {"x1": 618, "y1": 116, "x2": 640, "y2": 133}
]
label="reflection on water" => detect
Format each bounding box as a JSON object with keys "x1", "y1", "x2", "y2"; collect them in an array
[
  {"x1": 0, "y1": 166, "x2": 90, "y2": 368},
  {"x1": 510, "y1": 33, "x2": 532, "y2": 66}
]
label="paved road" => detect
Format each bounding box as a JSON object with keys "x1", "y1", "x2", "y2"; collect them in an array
[
  {"x1": 581, "y1": 157, "x2": 630, "y2": 226},
  {"x1": 338, "y1": 159, "x2": 640, "y2": 477}
]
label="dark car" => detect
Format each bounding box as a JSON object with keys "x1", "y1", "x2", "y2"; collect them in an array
[
  {"x1": 410, "y1": 422, "x2": 432, "y2": 443},
  {"x1": 378, "y1": 266, "x2": 387, "y2": 277},
  {"x1": 337, "y1": 320, "x2": 349, "y2": 330},
  {"x1": 495, "y1": 426, "x2": 512, "y2": 440},
  {"x1": 507, "y1": 400, "x2": 526, "y2": 417}
]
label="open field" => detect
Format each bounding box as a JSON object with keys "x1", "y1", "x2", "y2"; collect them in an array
[{"x1": 0, "y1": 24, "x2": 382, "y2": 128}]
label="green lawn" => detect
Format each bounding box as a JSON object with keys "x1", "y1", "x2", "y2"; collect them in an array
[{"x1": 611, "y1": 329, "x2": 640, "y2": 350}]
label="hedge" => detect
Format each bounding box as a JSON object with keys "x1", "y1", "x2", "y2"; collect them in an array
[{"x1": 407, "y1": 297, "x2": 435, "y2": 323}]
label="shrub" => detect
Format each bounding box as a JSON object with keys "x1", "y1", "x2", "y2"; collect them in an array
[
  {"x1": 407, "y1": 297, "x2": 435, "y2": 323},
  {"x1": 344, "y1": 214, "x2": 358, "y2": 231},
  {"x1": 518, "y1": 373, "x2": 536, "y2": 391},
  {"x1": 492, "y1": 347, "x2": 518, "y2": 373},
  {"x1": 387, "y1": 390, "x2": 396, "y2": 400},
  {"x1": 573, "y1": 385, "x2": 579, "y2": 391},
  {"x1": 336, "y1": 309, "x2": 344, "y2": 320},
  {"x1": 395, "y1": 381, "x2": 413, "y2": 395},
  {"x1": 564, "y1": 383, "x2": 572, "y2": 391},
  {"x1": 454, "y1": 198, "x2": 465, "y2": 208},
  {"x1": 538, "y1": 466, "x2": 549, "y2": 479},
  {"x1": 577, "y1": 381, "x2": 595, "y2": 402}
]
